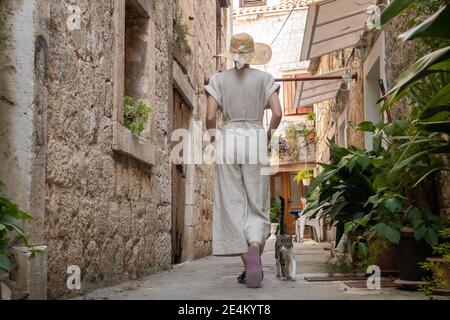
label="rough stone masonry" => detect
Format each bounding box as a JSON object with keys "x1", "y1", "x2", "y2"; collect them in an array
[{"x1": 0, "y1": 0, "x2": 228, "y2": 299}]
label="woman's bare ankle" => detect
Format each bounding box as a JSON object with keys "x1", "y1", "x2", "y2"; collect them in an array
[{"x1": 249, "y1": 242, "x2": 262, "y2": 254}]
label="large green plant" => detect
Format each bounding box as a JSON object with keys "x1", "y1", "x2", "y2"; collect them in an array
[
  {"x1": 348, "y1": 119, "x2": 445, "y2": 248},
  {"x1": 306, "y1": 0, "x2": 450, "y2": 252},
  {"x1": 305, "y1": 143, "x2": 377, "y2": 229},
  {"x1": 350, "y1": 1, "x2": 450, "y2": 250},
  {"x1": 0, "y1": 181, "x2": 33, "y2": 272}
]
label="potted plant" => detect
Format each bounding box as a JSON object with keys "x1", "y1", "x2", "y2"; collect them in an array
[
  {"x1": 269, "y1": 199, "x2": 281, "y2": 240},
  {"x1": 374, "y1": 0, "x2": 450, "y2": 281},
  {"x1": 304, "y1": 142, "x2": 399, "y2": 271},
  {"x1": 294, "y1": 170, "x2": 313, "y2": 186},
  {"x1": 270, "y1": 137, "x2": 288, "y2": 161},
  {"x1": 306, "y1": 112, "x2": 316, "y2": 128},
  {"x1": 420, "y1": 229, "x2": 450, "y2": 295},
  {"x1": 303, "y1": 128, "x2": 316, "y2": 141}
]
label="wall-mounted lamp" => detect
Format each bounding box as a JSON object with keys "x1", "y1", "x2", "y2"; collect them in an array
[{"x1": 340, "y1": 72, "x2": 355, "y2": 91}]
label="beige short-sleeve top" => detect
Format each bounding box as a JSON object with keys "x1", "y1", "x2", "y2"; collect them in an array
[{"x1": 204, "y1": 68, "x2": 280, "y2": 122}]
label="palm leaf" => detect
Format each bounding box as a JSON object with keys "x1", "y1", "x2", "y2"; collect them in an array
[
  {"x1": 412, "y1": 166, "x2": 444, "y2": 188},
  {"x1": 420, "y1": 120, "x2": 450, "y2": 133},
  {"x1": 399, "y1": 5, "x2": 450, "y2": 41},
  {"x1": 380, "y1": 0, "x2": 418, "y2": 26},
  {"x1": 420, "y1": 104, "x2": 450, "y2": 120},
  {"x1": 381, "y1": 46, "x2": 450, "y2": 111},
  {"x1": 426, "y1": 82, "x2": 450, "y2": 107},
  {"x1": 307, "y1": 169, "x2": 340, "y2": 195},
  {"x1": 0, "y1": 254, "x2": 11, "y2": 272}
]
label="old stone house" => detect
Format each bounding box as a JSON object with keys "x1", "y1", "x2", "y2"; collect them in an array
[
  {"x1": 0, "y1": 0, "x2": 230, "y2": 299},
  {"x1": 233, "y1": 0, "x2": 317, "y2": 236},
  {"x1": 299, "y1": 0, "x2": 450, "y2": 232}
]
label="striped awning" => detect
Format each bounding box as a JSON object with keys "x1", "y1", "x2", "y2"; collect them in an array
[
  {"x1": 293, "y1": 68, "x2": 346, "y2": 106},
  {"x1": 300, "y1": 0, "x2": 369, "y2": 61}
]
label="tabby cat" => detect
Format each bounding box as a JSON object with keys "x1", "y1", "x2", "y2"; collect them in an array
[
  {"x1": 275, "y1": 235, "x2": 296, "y2": 280},
  {"x1": 275, "y1": 197, "x2": 297, "y2": 281}
]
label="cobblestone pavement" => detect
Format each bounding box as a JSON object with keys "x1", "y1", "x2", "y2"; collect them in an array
[{"x1": 82, "y1": 240, "x2": 431, "y2": 300}]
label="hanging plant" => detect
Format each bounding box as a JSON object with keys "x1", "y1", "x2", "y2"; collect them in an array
[{"x1": 294, "y1": 170, "x2": 313, "y2": 186}]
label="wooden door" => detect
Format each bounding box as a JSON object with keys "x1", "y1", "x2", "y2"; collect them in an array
[
  {"x1": 171, "y1": 89, "x2": 191, "y2": 264},
  {"x1": 270, "y1": 172, "x2": 305, "y2": 235}
]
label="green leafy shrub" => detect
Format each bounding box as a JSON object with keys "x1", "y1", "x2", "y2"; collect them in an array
[
  {"x1": 325, "y1": 254, "x2": 355, "y2": 276},
  {"x1": 306, "y1": 1, "x2": 450, "y2": 258},
  {"x1": 124, "y1": 96, "x2": 152, "y2": 136},
  {"x1": 270, "y1": 199, "x2": 281, "y2": 224},
  {"x1": 174, "y1": 11, "x2": 192, "y2": 54},
  {"x1": 0, "y1": 181, "x2": 33, "y2": 272},
  {"x1": 307, "y1": 112, "x2": 316, "y2": 122},
  {"x1": 419, "y1": 230, "x2": 450, "y2": 294}
]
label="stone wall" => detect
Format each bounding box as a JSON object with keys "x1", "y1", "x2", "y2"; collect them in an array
[
  {"x1": 1, "y1": 0, "x2": 228, "y2": 299},
  {"x1": 0, "y1": 0, "x2": 49, "y2": 299},
  {"x1": 177, "y1": 0, "x2": 228, "y2": 259},
  {"x1": 312, "y1": 50, "x2": 364, "y2": 169},
  {"x1": 43, "y1": 0, "x2": 174, "y2": 298}
]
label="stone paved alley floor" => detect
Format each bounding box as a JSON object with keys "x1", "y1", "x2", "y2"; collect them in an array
[{"x1": 83, "y1": 241, "x2": 431, "y2": 300}]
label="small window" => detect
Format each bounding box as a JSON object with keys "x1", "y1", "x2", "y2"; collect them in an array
[
  {"x1": 125, "y1": 1, "x2": 150, "y2": 108},
  {"x1": 111, "y1": 0, "x2": 155, "y2": 166},
  {"x1": 239, "y1": 0, "x2": 267, "y2": 8}
]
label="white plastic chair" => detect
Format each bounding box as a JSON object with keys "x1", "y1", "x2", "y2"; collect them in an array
[{"x1": 297, "y1": 216, "x2": 321, "y2": 242}]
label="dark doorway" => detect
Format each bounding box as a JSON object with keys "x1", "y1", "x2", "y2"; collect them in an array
[{"x1": 171, "y1": 89, "x2": 191, "y2": 264}]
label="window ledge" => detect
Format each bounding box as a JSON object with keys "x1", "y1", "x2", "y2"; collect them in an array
[{"x1": 112, "y1": 121, "x2": 154, "y2": 166}]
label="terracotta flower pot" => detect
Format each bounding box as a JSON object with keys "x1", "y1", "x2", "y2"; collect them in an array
[
  {"x1": 308, "y1": 132, "x2": 316, "y2": 140},
  {"x1": 374, "y1": 241, "x2": 397, "y2": 273},
  {"x1": 347, "y1": 233, "x2": 397, "y2": 273}
]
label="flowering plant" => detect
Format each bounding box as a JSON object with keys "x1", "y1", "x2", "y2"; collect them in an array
[{"x1": 270, "y1": 137, "x2": 288, "y2": 158}]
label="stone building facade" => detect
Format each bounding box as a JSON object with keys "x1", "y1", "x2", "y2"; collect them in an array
[
  {"x1": 0, "y1": 0, "x2": 229, "y2": 299},
  {"x1": 311, "y1": 49, "x2": 365, "y2": 167}
]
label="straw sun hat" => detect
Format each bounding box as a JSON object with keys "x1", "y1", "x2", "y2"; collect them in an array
[{"x1": 216, "y1": 33, "x2": 272, "y2": 67}]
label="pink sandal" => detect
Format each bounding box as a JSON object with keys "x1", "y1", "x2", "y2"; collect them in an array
[{"x1": 246, "y1": 246, "x2": 263, "y2": 288}]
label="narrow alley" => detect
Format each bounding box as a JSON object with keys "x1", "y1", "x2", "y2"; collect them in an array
[
  {"x1": 1, "y1": 0, "x2": 450, "y2": 304},
  {"x1": 82, "y1": 241, "x2": 426, "y2": 300}
]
